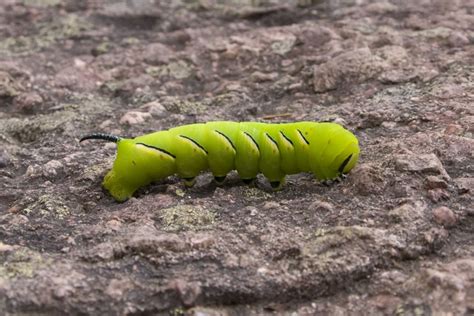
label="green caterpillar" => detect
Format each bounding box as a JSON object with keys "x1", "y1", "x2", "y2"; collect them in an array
[{"x1": 80, "y1": 121, "x2": 360, "y2": 202}]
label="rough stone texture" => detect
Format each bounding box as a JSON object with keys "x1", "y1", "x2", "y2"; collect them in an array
[{"x1": 0, "y1": 0, "x2": 473, "y2": 315}]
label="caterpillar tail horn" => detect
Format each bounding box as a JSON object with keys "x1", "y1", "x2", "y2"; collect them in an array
[{"x1": 80, "y1": 133, "x2": 122, "y2": 143}]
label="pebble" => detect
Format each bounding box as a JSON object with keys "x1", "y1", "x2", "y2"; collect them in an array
[
  {"x1": 189, "y1": 233, "x2": 215, "y2": 249},
  {"x1": 170, "y1": 279, "x2": 202, "y2": 306},
  {"x1": 13, "y1": 92, "x2": 43, "y2": 113},
  {"x1": 349, "y1": 163, "x2": 383, "y2": 196},
  {"x1": 119, "y1": 111, "x2": 152, "y2": 125},
  {"x1": 142, "y1": 43, "x2": 174, "y2": 65},
  {"x1": 0, "y1": 150, "x2": 11, "y2": 168},
  {"x1": 432, "y1": 206, "x2": 457, "y2": 228},
  {"x1": 454, "y1": 177, "x2": 473, "y2": 194},
  {"x1": 444, "y1": 124, "x2": 463, "y2": 136},
  {"x1": 427, "y1": 189, "x2": 450, "y2": 203},
  {"x1": 309, "y1": 200, "x2": 333, "y2": 212},
  {"x1": 250, "y1": 71, "x2": 278, "y2": 82},
  {"x1": 313, "y1": 47, "x2": 387, "y2": 92},
  {"x1": 262, "y1": 201, "x2": 280, "y2": 210},
  {"x1": 394, "y1": 153, "x2": 449, "y2": 179},
  {"x1": 43, "y1": 159, "x2": 64, "y2": 179},
  {"x1": 140, "y1": 100, "x2": 168, "y2": 118},
  {"x1": 425, "y1": 176, "x2": 448, "y2": 189},
  {"x1": 447, "y1": 31, "x2": 470, "y2": 47}
]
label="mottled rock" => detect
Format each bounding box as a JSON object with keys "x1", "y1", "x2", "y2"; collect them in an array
[
  {"x1": 142, "y1": 43, "x2": 174, "y2": 65},
  {"x1": 444, "y1": 124, "x2": 464, "y2": 136},
  {"x1": 105, "y1": 278, "x2": 133, "y2": 299},
  {"x1": 394, "y1": 153, "x2": 450, "y2": 179},
  {"x1": 419, "y1": 258, "x2": 474, "y2": 314},
  {"x1": 427, "y1": 189, "x2": 450, "y2": 203},
  {"x1": 313, "y1": 47, "x2": 386, "y2": 92},
  {"x1": 189, "y1": 233, "x2": 215, "y2": 249},
  {"x1": 447, "y1": 31, "x2": 470, "y2": 47},
  {"x1": 0, "y1": 149, "x2": 12, "y2": 168},
  {"x1": 160, "y1": 205, "x2": 216, "y2": 231},
  {"x1": 376, "y1": 45, "x2": 408, "y2": 66},
  {"x1": 388, "y1": 202, "x2": 424, "y2": 223},
  {"x1": 0, "y1": 242, "x2": 15, "y2": 253},
  {"x1": 119, "y1": 111, "x2": 152, "y2": 125},
  {"x1": 250, "y1": 71, "x2": 278, "y2": 82},
  {"x1": 425, "y1": 176, "x2": 448, "y2": 189},
  {"x1": 432, "y1": 206, "x2": 457, "y2": 228},
  {"x1": 271, "y1": 34, "x2": 296, "y2": 55},
  {"x1": 366, "y1": 2, "x2": 398, "y2": 14},
  {"x1": 43, "y1": 159, "x2": 64, "y2": 179},
  {"x1": 0, "y1": 71, "x2": 20, "y2": 98},
  {"x1": 308, "y1": 200, "x2": 333, "y2": 212},
  {"x1": 54, "y1": 66, "x2": 100, "y2": 91},
  {"x1": 262, "y1": 201, "x2": 280, "y2": 210},
  {"x1": 349, "y1": 163, "x2": 384, "y2": 196},
  {"x1": 140, "y1": 100, "x2": 169, "y2": 118},
  {"x1": 169, "y1": 279, "x2": 202, "y2": 306},
  {"x1": 454, "y1": 177, "x2": 473, "y2": 194},
  {"x1": 13, "y1": 92, "x2": 43, "y2": 113},
  {"x1": 126, "y1": 229, "x2": 187, "y2": 254}
]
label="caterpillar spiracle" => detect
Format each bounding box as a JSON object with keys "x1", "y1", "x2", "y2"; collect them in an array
[{"x1": 80, "y1": 121, "x2": 360, "y2": 202}]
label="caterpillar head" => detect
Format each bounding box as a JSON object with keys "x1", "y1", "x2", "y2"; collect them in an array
[
  {"x1": 307, "y1": 123, "x2": 360, "y2": 181},
  {"x1": 81, "y1": 134, "x2": 176, "y2": 202}
]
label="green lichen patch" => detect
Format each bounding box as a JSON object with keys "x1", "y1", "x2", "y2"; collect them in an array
[
  {"x1": 0, "y1": 14, "x2": 91, "y2": 55},
  {"x1": 23, "y1": 195, "x2": 71, "y2": 220},
  {"x1": 0, "y1": 247, "x2": 51, "y2": 280},
  {"x1": 242, "y1": 186, "x2": 272, "y2": 200},
  {"x1": 160, "y1": 96, "x2": 209, "y2": 115},
  {"x1": 22, "y1": 0, "x2": 61, "y2": 6},
  {"x1": 146, "y1": 60, "x2": 193, "y2": 79},
  {"x1": 79, "y1": 159, "x2": 113, "y2": 182},
  {"x1": 159, "y1": 205, "x2": 216, "y2": 231},
  {"x1": 0, "y1": 110, "x2": 76, "y2": 143}
]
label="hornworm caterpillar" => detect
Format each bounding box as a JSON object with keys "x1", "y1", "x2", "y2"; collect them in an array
[{"x1": 81, "y1": 121, "x2": 360, "y2": 202}]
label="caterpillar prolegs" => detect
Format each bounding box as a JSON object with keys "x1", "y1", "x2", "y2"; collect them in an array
[{"x1": 80, "y1": 121, "x2": 360, "y2": 202}]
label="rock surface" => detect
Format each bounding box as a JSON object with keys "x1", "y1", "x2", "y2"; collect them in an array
[{"x1": 0, "y1": 0, "x2": 473, "y2": 315}]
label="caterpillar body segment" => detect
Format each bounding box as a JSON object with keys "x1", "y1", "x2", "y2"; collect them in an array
[{"x1": 81, "y1": 121, "x2": 360, "y2": 202}]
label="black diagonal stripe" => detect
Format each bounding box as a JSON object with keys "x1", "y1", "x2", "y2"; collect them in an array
[
  {"x1": 136, "y1": 142, "x2": 176, "y2": 159},
  {"x1": 243, "y1": 132, "x2": 260, "y2": 151},
  {"x1": 279, "y1": 131, "x2": 294, "y2": 146},
  {"x1": 297, "y1": 129, "x2": 310, "y2": 145},
  {"x1": 265, "y1": 133, "x2": 279, "y2": 150},
  {"x1": 179, "y1": 135, "x2": 208, "y2": 154},
  {"x1": 215, "y1": 130, "x2": 236, "y2": 151},
  {"x1": 338, "y1": 154, "x2": 353, "y2": 174}
]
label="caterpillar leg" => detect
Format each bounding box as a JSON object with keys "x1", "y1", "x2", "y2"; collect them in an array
[
  {"x1": 242, "y1": 178, "x2": 256, "y2": 185},
  {"x1": 269, "y1": 177, "x2": 286, "y2": 190},
  {"x1": 214, "y1": 175, "x2": 226, "y2": 185},
  {"x1": 183, "y1": 177, "x2": 196, "y2": 187}
]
